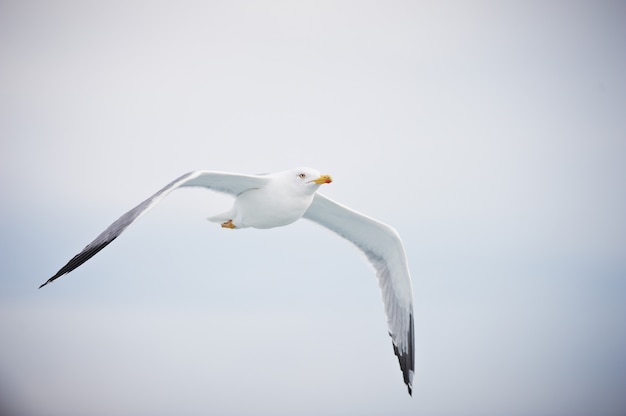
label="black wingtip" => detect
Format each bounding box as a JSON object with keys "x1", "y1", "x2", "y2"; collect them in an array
[
  {"x1": 390, "y1": 313, "x2": 415, "y2": 396},
  {"x1": 38, "y1": 275, "x2": 57, "y2": 289},
  {"x1": 38, "y1": 238, "x2": 117, "y2": 290}
]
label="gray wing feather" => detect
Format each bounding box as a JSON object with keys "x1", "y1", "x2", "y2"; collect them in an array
[
  {"x1": 303, "y1": 193, "x2": 415, "y2": 395},
  {"x1": 39, "y1": 171, "x2": 268, "y2": 288}
]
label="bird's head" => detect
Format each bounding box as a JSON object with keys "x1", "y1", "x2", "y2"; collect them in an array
[{"x1": 279, "y1": 167, "x2": 332, "y2": 195}]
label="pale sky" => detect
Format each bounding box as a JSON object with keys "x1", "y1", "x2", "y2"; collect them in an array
[{"x1": 1, "y1": 1, "x2": 625, "y2": 416}]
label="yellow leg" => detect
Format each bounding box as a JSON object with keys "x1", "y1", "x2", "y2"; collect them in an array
[{"x1": 221, "y1": 219, "x2": 236, "y2": 229}]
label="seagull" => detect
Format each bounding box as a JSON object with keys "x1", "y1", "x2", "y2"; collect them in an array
[{"x1": 39, "y1": 167, "x2": 415, "y2": 395}]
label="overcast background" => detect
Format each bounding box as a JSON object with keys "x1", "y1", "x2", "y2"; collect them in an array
[{"x1": 1, "y1": 1, "x2": 625, "y2": 415}]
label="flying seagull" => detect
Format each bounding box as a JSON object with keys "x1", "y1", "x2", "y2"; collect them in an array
[{"x1": 39, "y1": 167, "x2": 415, "y2": 395}]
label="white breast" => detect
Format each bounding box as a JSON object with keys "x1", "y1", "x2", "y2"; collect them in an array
[{"x1": 233, "y1": 187, "x2": 314, "y2": 229}]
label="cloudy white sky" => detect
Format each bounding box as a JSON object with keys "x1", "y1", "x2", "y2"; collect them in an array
[{"x1": 1, "y1": 1, "x2": 625, "y2": 415}]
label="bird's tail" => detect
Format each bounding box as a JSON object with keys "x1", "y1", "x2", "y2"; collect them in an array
[{"x1": 206, "y1": 210, "x2": 232, "y2": 224}]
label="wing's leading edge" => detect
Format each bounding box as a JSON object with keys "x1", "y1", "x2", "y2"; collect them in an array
[
  {"x1": 303, "y1": 193, "x2": 415, "y2": 395},
  {"x1": 39, "y1": 171, "x2": 268, "y2": 288}
]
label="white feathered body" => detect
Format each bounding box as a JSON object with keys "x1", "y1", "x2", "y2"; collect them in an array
[{"x1": 208, "y1": 176, "x2": 316, "y2": 229}]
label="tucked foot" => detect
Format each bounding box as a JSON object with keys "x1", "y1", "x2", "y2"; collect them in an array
[{"x1": 221, "y1": 219, "x2": 236, "y2": 229}]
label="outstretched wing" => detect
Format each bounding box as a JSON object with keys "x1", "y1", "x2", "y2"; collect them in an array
[
  {"x1": 303, "y1": 193, "x2": 415, "y2": 395},
  {"x1": 39, "y1": 171, "x2": 268, "y2": 288}
]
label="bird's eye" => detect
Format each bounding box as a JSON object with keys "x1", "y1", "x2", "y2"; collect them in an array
[{"x1": 298, "y1": 173, "x2": 306, "y2": 179}]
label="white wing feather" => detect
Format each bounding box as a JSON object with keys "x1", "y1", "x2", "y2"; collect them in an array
[
  {"x1": 303, "y1": 193, "x2": 415, "y2": 395},
  {"x1": 39, "y1": 171, "x2": 269, "y2": 288}
]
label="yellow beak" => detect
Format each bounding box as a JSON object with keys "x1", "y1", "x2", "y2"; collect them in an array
[{"x1": 311, "y1": 175, "x2": 332, "y2": 185}]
